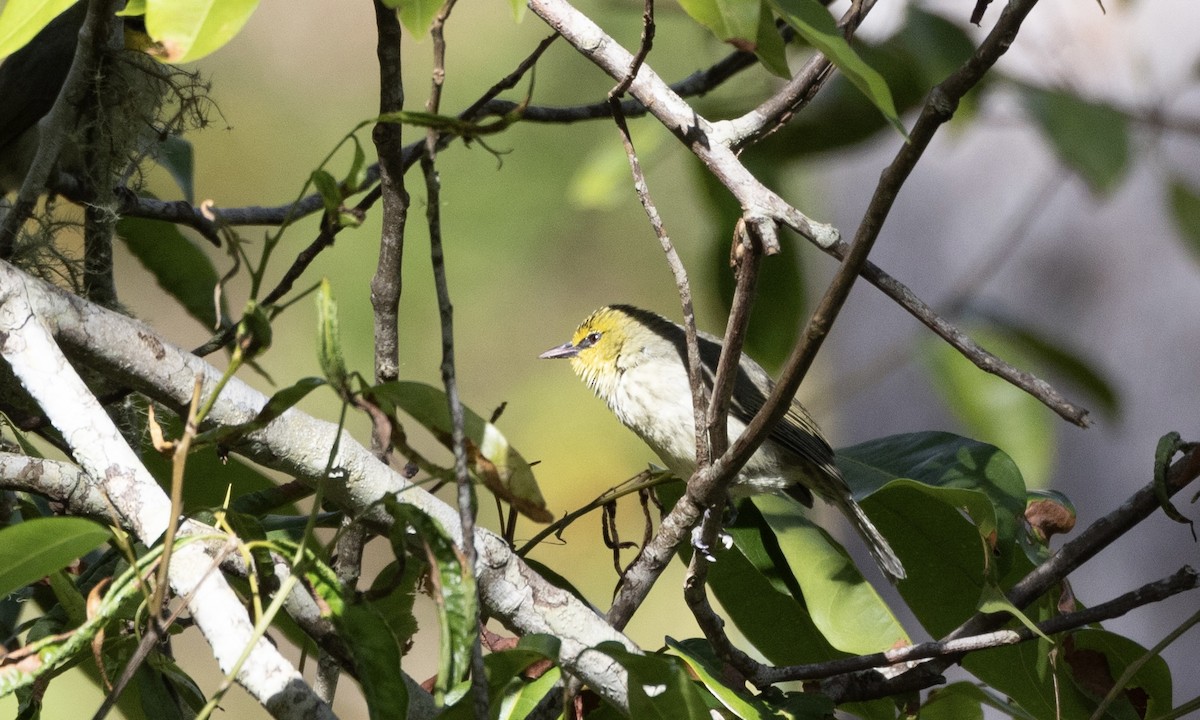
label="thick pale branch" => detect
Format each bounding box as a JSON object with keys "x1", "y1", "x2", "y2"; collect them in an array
[
  {"x1": 2, "y1": 260, "x2": 639, "y2": 713},
  {"x1": 526, "y1": 0, "x2": 838, "y2": 250},
  {"x1": 0, "y1": 274, "x2": 332, "y2": 720}
]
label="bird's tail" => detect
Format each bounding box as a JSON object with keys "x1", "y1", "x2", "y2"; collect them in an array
[{"x1": 837, "y1": 494, "x2": 906, "y2": 582}]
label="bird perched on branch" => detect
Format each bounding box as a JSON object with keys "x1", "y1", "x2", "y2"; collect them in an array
[{"x1": 540, "y1": 304, "x2": 905, "y2": 581}]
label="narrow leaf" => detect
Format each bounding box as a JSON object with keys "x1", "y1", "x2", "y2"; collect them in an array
[
  {"x1": 384, "y1": 499, "x2": 477, "y2": 701},
  {"x1": 316, "y1": 279, "x2": 349, "y2": 392},
  {"x1": 369, "y1": 381, "x2": 552, "y2": 522},
  {"x1": 767, "y1": 0, "x2": 903, "y2": 134}
]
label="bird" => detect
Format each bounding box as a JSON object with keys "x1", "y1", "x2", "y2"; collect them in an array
[{"x1": 539, "y1": 304, "x2": 905, "y2": 581}]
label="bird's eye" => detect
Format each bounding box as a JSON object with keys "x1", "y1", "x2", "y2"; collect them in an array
[{"x1": 581, "y1": 331, "x2": 602, "y2": 348}]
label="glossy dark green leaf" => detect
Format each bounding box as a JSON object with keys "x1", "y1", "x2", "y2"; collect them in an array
[
  {"x1": 593, "y1": 642, "x2": 713, "y2": 719},
  {"x1": 703, "y1": 501, "x2": 842, "y2": 664},
  {"x1": 0, "y1": 518, "x2": 110, "y2": 600},
  {"x1": 117, "y1": 216, "x2": 224, "y2": 329},
  {"x1": 368, "y1": 381, "x2": 551, "y2": 522},
  {"x1": 1168, "y1": 178, "x2": 1200, "y2": 264},
  {"x1": 767, "y1": 0, "x2": 903, "y2": 134},
  {"x1": 841, "y1": 432, "x2": 1029, "y2": 635},
  {"x1": 1023, "y1": 86, "x2": 1129, "y2": 195}
]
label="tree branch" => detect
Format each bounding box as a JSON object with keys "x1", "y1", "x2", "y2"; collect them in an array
[
  {"x1": 822, "y1": 441, "x2": 1200, "y2": 702},
  {"x1": 0, "y1": 276, "x2": 333, "y2": 719}
]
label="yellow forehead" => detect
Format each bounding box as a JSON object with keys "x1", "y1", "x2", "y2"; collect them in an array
[{"x1": 571, "y1": 307, "x2": 628, "y2": 345}]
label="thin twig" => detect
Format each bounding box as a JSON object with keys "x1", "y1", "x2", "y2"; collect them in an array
[
  {"x1": 421, "y1": 0, "x2": 489, "y2": 713},
  {"x1": 760, "y1": 566, "x2": 1198, "y2": 685}
]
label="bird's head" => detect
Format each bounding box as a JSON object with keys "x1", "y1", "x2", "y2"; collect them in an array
[{"x1": 539, "y1": 305, "x2": 677, "y2": 397}]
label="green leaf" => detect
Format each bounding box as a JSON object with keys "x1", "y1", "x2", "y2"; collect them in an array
[
  {"x1": 384, "y1": 499, "x2": 477, "y2": 702},
  {"x1": 744, "y1": 8, "x2": 975, "y2": 159},
  {"x1": 1023, "y1": 86, "x2": 1129, "y2": 196},
  {"x1": 593, "y1": 642, "x2": 713, "y2": 719},
  {"x1": 668, "y1": 638, "x2": 786, "y2": 719},
  {"x1": 0, "y1": 518, "x2": 110, "y2": 600},
  {"x1": 310, "y1": 168, "x2": 341, "y2": 218},
  {"x1": 117, "y1": 216, "x2": 225, "y2": 329},
  {"x1": 439, "y1": 635, "x2": 563, "y2": 720},
  {"x1": 713, "y1": 515, "x2": 843, "y2": 662},
  {"x1": 920, "y1": 682, "x2": 985, "y2": 720},
  {"x1": 368, "y1": 381, "x2": 552, "y2": 522},
  {"x1": 234, "y1": 299, "x2": 272, "y2": 361},
  {"x1": 0, "y1": 0, "x2": 77, "y2": 59},
  {"x1": 753, "y1": 3, "x2": 789, "y2": 78},
  {"x1": 144, "y1": 0, "x2": 260, "y2": 63},
  {"x1": 977, "y1": 313, "x2": 1119, "y2": 421},
  {"x1": 675, "y1": 0, "x2": 761, "y2": 50},
  {"x1": 153, "y1": 136, "x2": 195, "y2": 203},
  {"x1": 1067, "y1": 629, "x2": 1173, "y2": 720},
  {"x1": 342, "y1": 136, "x2": 368, "y2": 192},
  {"x1": 751, "y1": 494, "x2": 908, "y2": 655},
  {"x1": 976, "y1": 583, "x2": 1049, "y2": 642},
  {"x1": 316, "y1": 279, "x2": 349, "y2": 392},
  {"x1": 840, "y1": 433, "x2": 1029, "y2": 636},
  {"x1": 766, "y1": 0, "x2": 903, "y2": 134},
  {"x1": 1168, "y1": 178, "x2": 1200, "y2": 264},
  {"x1": 395, "y1": 0, "x2": 442, "y2": 38},
  {"x1": 303, "y1": 549, "x2": 409, "y2": 720},
  {"x1": 922, "y1": 329, "x2": 1056, "y2": 489}
]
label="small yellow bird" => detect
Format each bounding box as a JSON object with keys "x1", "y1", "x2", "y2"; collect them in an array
[{"x1": 540, "y1": 304, "x2": 905, "y2": 581}]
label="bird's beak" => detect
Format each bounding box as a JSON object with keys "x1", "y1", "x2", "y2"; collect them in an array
[{"x1": 539, "y1": 342, "x2": 579, "y2": 360}]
